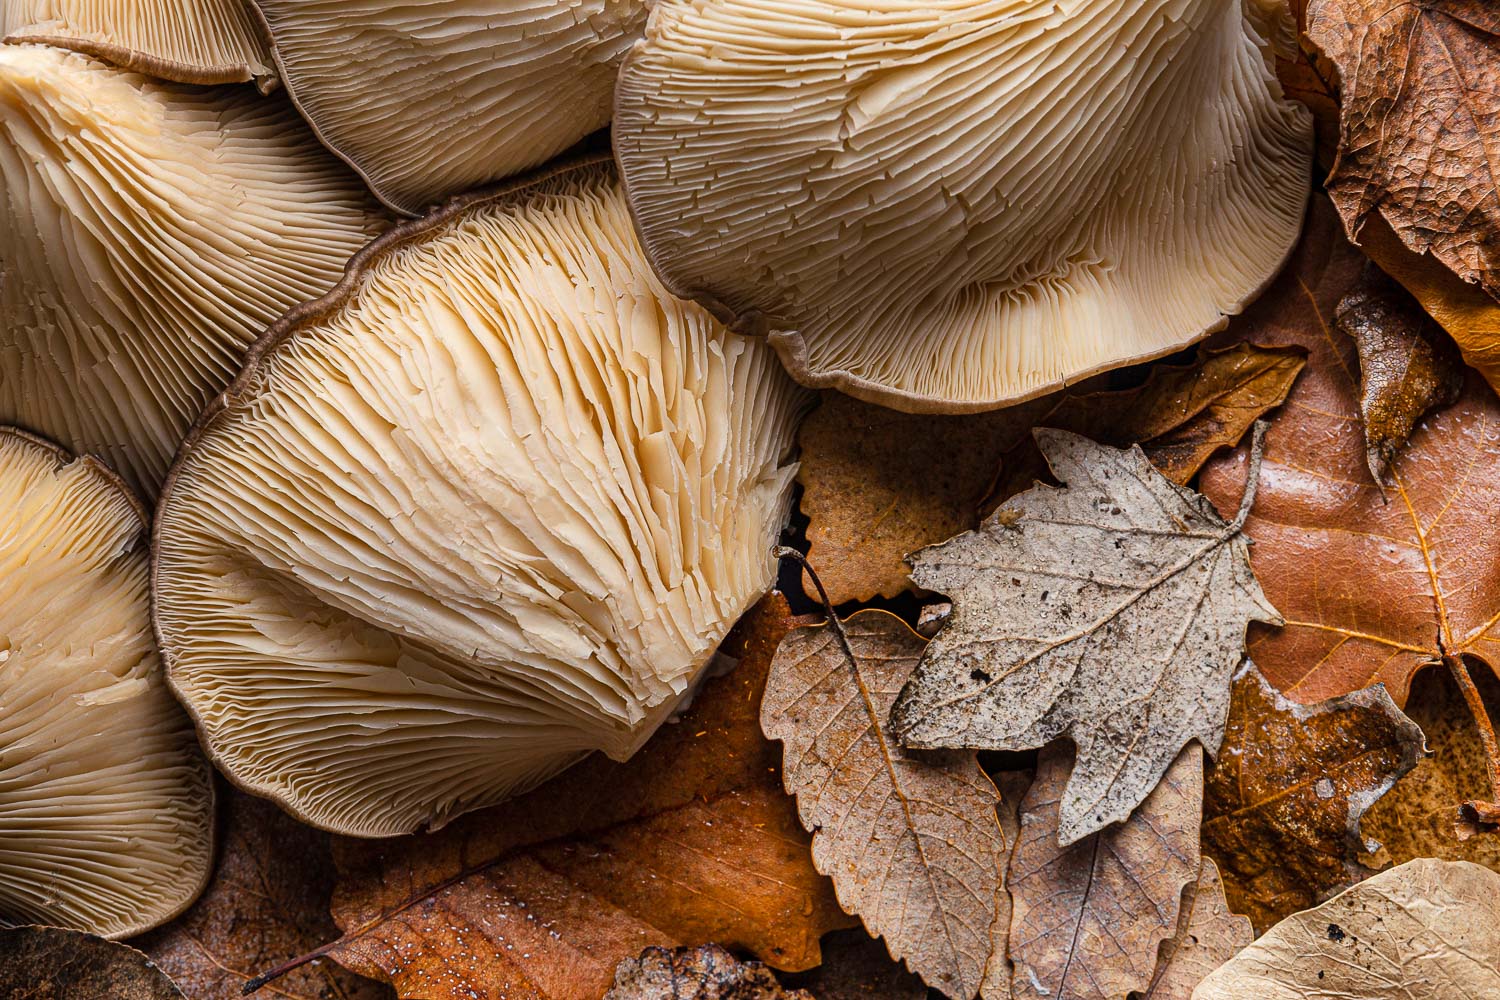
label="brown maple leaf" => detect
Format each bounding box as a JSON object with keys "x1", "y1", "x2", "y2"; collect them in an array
[
  {"x1": 257, "y1": 595, "x2": 852, "y2": 1000},
  {"x1": 796, "y1": 344, "x2": 1304, "y2": 605},
  {"x1": 1007, "y1": 745, "x2": 1203, "y2": 1000},
  {"x1": 1199, "y1": 196, "x2": 1500, "y2": 821},
  {"x1": 1202, "y1": 664, "x2": 1424, "y2": 932},
  {"x1": 137, "y1": 791, "x2": 392, "y2": 1000},
  {"x1": 1309, "y1": 0, "x2": 1500, "y2": 300}
]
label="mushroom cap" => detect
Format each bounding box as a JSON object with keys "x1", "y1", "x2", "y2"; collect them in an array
[
  {"x1": 251, "y1": 0, "x2": 651, "y2": 215},
  {"x1": 153, "y1": 157, "x2": 812, "y2": 837},
  {"x1": 3, "y1": 0, "x2": 274, "y2": 87},
  {"x1": 0, "y1": 44, "x2": 387, "y2": 494},
  {"x1": 614, "y1": 0, "x2": 1314, "y2": 413},
  {"x1": 0, "y1": 427, "x2": 213, "y2": 939}
]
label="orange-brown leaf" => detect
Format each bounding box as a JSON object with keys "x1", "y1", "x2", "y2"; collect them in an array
[
  {"x1": 318, "y1": 595, "x2": 853, "y2": 1000},
  {"x1": 1007, "y1": 745, "x2": 1202, "y2": 1000},
  {"x1": 1200, "y1": 197, "x2": 1500, "y2": 706},
  {"x1": 1202, "y1": 665, "x2": 1424, "y2": 933}
]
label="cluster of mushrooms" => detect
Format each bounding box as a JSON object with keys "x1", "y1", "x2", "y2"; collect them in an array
[{"x1": 0, "y1": 0, "x2": 1312, "y2": 942}]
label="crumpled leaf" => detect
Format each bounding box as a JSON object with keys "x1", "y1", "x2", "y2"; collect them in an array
[
  {"x1": 1309, "y1": 0, "x2": 1500, "y2": 301},
  {"x1": 1355, "y1": 210, "x2": 1500, "y2": 394},
  {"x1": 605, "y1": 945, "x2": 811, "y2": 1000},
  {"x1": 1259, "y1": 0, "x2": 1340, "y2": 169},
  {"x1": 0, "y1": 926, "x2": 185, "y2": 1000},
  {"x1": 1336, "y1": 264, "x2": 1462, "y2": 481},
  {"x1": 785, "y1": 931, "x2": 927, "y2": 1000},
  {"x1": 1362, "y1": 665, "x2": 1500, "y2": 869},
  {"x1": 137, "y1": 791, "x2": 393, "y2": 1000},
  {"x1": 796, "y1": 344, "x2": 1305, "y2": 604},
  {"x1": 1134, "y1": 860, "x2": 1253, "y2": 1000},
  {"x1": 1191, "y1": 858, "x2": 1500, "y2": 1000},
  {"x1": 892, "y1": 430, "x2": 1281, "y2": 844},
  {"x1": 1008, "y1": 745, "x2": 1203, "y2": 1000},
  {"x1": 1202, "y1": 664, "x2": 1425, "y2": 932},
  {"x1": 763, "y1": 611, "x2": 1008, "y2": 1000},
  {"x1": 315, "y1": 595, "x2": 854, "y2": 1000}
]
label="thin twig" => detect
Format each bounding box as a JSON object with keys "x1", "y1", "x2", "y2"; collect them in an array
[
  {"x1": 1232, "y1": 419, "x2": 1271, "y2": 532},
  {"x1": 1442, "y1": 653, "x2": 1500, "y2": 827}
]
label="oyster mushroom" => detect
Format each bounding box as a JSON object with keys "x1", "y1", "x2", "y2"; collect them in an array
[
  {"x1": 153, "y1": 157, "x2": 812, "y2": 837},
  {"x1": 614, "y1": 0, "x2": 1314, "y2": 412},
  {"x1": 253, "y1": 0, "x2": 651, "y2": 214},
  {"x1": 0, "y1": 44, "x2": 387, "y2": 494},
  {"x1": 0, "y1": 427, "x2": 213, "y2": 938},
  {"x1": 3, "y1": 0, "x2": 274, "y2": 88}
]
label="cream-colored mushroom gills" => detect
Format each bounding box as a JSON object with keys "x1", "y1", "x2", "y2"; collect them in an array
[
  {"x1": 0, "y1": 428, "x2": 213, "y2": 939},
  {"x1": 0, "y1": 45, "x2": 386, "y2": 493},
  {"x1": 615, "y1": 0, "x2": 1314, "y2": 412},
  {"x1": 154, "y1": 159, "x2": 811, "y2": 837},
  {"x1": 3, "y1": 0, "x2": 273, "y2": 86},
  {"x1": 254, "y1": 0, "x2": 651, "y2": 214}
]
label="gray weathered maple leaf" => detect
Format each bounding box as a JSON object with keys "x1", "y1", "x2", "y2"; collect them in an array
[
  {"x1": 891, "y1": 429, "x2": 1282, "y2": 844},
  {"x1": 763, "y1": 610, "x2": 1008, "y2": 1000},
  {"x1": 1192, "y1": 858, "x2": 1500, "y2": 1000}
]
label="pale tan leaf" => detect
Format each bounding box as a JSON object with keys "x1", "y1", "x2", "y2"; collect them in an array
[
  {"x1": 893, "y1": 430, "x2": 1281, "y2": 843},
  {"x1": 1008, "y1": 744, "x2": 1203, "y2": 1000},
  {"x1": 763, "y1": 611, "x2": 1008, "y2": 1000},
  {"x1": 1192, "y1": 859, "x2": 1500, "y2": 1000}
]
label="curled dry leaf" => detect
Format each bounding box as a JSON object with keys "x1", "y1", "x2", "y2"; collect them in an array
[
  {"x1": 763, "y1": 610, "x2": 1008, "y2": 1000},
  {"x1": 1308, "y1": 0, "x2": 1500, "y2": 301},
  {"x1": 1201, "y1": 664, "x2": 1425, "y2": 933},
  {"x1": 1260, "y1": 0, "x2": 1340, "y2": 169},
  {"x1": 1199, "y1": 196, "x2": 1500, "y2": 818},
  {"x1": 136, "y1": 791, "x2": 393, "y2": 1000},
  {"x1": 1134, "y1": 860, "x2": 1253, "y2": 1000},
  {"x1": 605, "y1": 945, "x2": 810, "y2": 1000},
  {"x1": 1362, "y1": 665, "x2": 1500, "y2": 868},
  {"x1": 1192, "y1": 858, "x2": 1500, "y2": 1000},
  {"x1": 311, "y1": 595, "x2": 853, "y2": 1000},
  {"x1": 0, "y1": 925, "x2": 185, "y2": 1000},
  {"x1": 797, "y1": 344, "x2": 1304, "y2": 604},
  {"x1": 1336, "y1": 265, "x2": 1462, "y2": 482},
  {"x1": 1008, "y1": 744, "x2": 1203, "y2": 1000},
  {"x1": 893, "y1": 430, "x2": 1280, "y2": 843}
]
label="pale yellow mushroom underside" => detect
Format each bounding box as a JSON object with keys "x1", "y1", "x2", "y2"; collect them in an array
[
  {"x1": 0, "y1": 428, "x2": 212, "y2": 939},
  {"x1": 2, "y1": 0, "x2": 273, "y2": 86},
  {"x1": 155, "y1": 163, "x2": 811, "y2": 837},
  {"x1": 0, "y1": 45, "x2": 385, "y2": 494},
  {"x1": 615, "y1": 0, "x2": 1314, "y2": 412},
  {"x1": 255, "y1": 0, "x2": 650, "y2": 214}
]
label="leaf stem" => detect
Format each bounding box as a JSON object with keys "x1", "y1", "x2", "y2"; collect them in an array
[
  {"x1": 242, "y1": 942, "x2": 334, "y2": 994},
  {"x1": 1232, "y1": 419, "x2": 1271, "y2": 532},
  {"x1": 1442, "y1": 653, "x2": 1500, "y2": 829},
  {"x1": 774, "y1": 546, "x2": 856, "y2": 663}
]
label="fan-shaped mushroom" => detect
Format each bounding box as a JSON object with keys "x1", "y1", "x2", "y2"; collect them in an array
[
  {"x1": 0, "y1": 44, "x2": 386, "y2": 493},
  {"x1": 253, "y1": 0, "x2": 651, "y2": 215},
  {"x1": 154, "y1": 157, "x2": 812, "y2": 837},
  {"x1": 3, "y1": 0, "x2": 274, "y2": 88},
  {"x1": 0, "y1": 427, "x2": 213, "y2": 939},
  {"x1": 614, "y1": 0, "x2": 1314, "y2": 412}
]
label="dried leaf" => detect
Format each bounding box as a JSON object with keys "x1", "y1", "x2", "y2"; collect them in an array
[
  {"x1": 763, "y1": 611, "x2": 1008, "y2": 999},
  {"x1": 1337, "y1": 265, "x2": 1462, "y2": 481},
  {"x1": 605, "y1": 945, "x2": 811, "y2": 1000},
  {"x1": 1199, "y1": 197, "x2": 1500, "y2": 708},
  {"x1": 1362, "y1": 665, "x2": 1500, "y2": 870},
  {"x1": 0, "y1": 926, "x2": 185, "y2": 1000},
  {"x1": 784, "y1": 931, "x2": 928, "y2": 1000},
  {"x1": 1008, "y1": 745, "x2": 1203, "y2": 1000},
  {"x1": 1201, "y1": 664, "x2": 1425, "y2": 932},
  {"x1": 315, "y1": 595, "x2": 854, "y2": 1000},
  {"x1": 1262, "y1": 0, "x2": 1340, "y2": 170},
  {"x1": 137, "y1": 792, "x2": 393, "y2": 1000},
  {"x1": 1134, "y1": 860, "x2": 1253, "y2": 1000},
  {"x1": 1191, "y1": 858, "x2": 1500, "y2": 1000},
  {"x1": 892, "y1": 430, "x2": 1281, "y2": 843},
  {"x1": 796, "y1": 344, "x2": 1305, "y2": 604},
  {"x1": 1309, "y1": 0, "x2": 1500, "y2": 301},
  {"x1": 1355, "y1": 211, "x2": 1500, "y2": 394}
]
